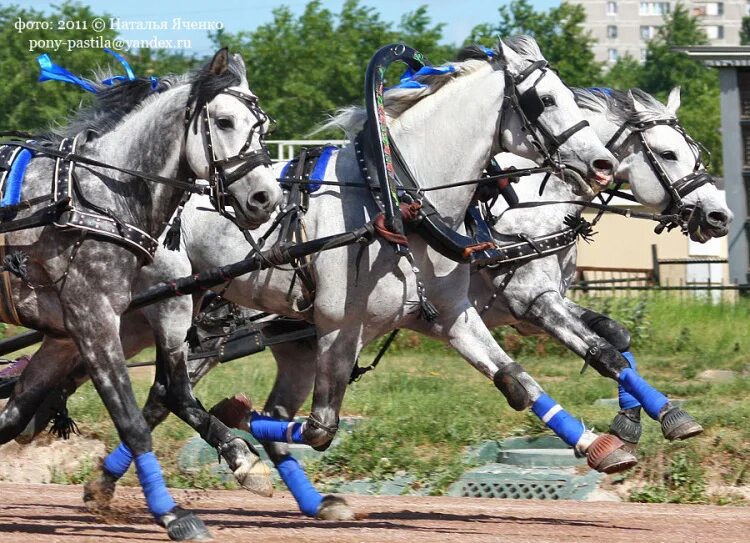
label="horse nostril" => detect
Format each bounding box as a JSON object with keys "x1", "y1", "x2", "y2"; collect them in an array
[
  {"x1": 592, "y1": 159, "x2": 614, "y2": 174},
  {"x1": 252, "y1": 191, "x2": 269, "y2": 206},
  {"x1": 707, "y1": 211, "x2": 729, "y2": 226}
]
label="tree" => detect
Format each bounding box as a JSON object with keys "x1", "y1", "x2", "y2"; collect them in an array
[
  {"x1": 601, "y1": 55, "x2": 644, "y2": 90},
  {"x1": 741, "y1": 16, "x2": 750, "y2": 45},
  {"x1": 637, "y1": 5, "x2": 721, "y2": 174},
  {"x1": 467, "y1": 0, "x2": 602, "y2": 87},
  {"x1": 0, "y1": 2, "x2": 199, "y2": 132},
  {"x1": 211, "y1": 0, "x2": 453, "y2": 139}
]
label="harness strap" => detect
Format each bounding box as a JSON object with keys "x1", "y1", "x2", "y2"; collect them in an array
[{"x1": 0, "y1": 140, "x2": 205, "y2": 195}]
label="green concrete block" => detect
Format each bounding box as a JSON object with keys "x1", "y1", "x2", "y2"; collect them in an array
[{"x1": 447, "y1": 463, "x2": 602, "y2": 500}]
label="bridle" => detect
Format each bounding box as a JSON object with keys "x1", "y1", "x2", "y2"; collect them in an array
[
  {"x1": 184, "y1": 87, "x2": 273, "y2": 223},
  {"x1": 502, "y1": 60, "x2": 591, "y2": 168},
  {"x1": 604, "y1": 116, "x2": 713, "y2": 232}
]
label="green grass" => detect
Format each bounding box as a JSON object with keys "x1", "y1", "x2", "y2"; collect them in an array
[{"x1": 12, "y1": 295, "x2": 750, "y2": 502}]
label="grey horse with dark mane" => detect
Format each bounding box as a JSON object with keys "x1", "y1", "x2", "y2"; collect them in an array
[{"x1": 0, "y1": 49, "x2": 281, "y2": 540}]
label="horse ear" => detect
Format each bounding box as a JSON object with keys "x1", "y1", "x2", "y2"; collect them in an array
[
  {"x1": 666, "y1": 87, "x2": 681, "y2": 114},
  {"x1": 498, "y1": 40, "x2": 524, "y2": 76},
  {"x1": 233, "y1": 53, "x2": 249, "y2": 86},
  {"x1": 628, "y1": 90, "x2": 648, "y2": 114},
  {"x1": 208, "y1": 48, "x2": 230, "y2": 76}
]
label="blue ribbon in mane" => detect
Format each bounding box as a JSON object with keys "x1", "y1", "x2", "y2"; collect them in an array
[
  {"x1": 36, "y1": 49, "x2": 158, "y2": 93},
  {"x1": 588, "y1": 87, "x2": 613, "y2": 96},
  {"x1": 392, "y1": 64, "x2": 456, "y2": 89}
]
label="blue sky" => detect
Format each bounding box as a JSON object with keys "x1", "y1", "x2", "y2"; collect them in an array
[{"x1": 14, "y1": 1, "x2": 560, "y2": 56}]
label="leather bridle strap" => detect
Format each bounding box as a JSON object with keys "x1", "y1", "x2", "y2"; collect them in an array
[{"x1": 605, "y1": 118, "x2": 712, "y2": 214}]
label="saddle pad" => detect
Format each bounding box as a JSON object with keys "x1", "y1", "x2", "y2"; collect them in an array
[
  {"x1": 0, "y1": 147, "x2": 34, "y2": 208},
  {"x1": 279, "y1": 145, "x2": 336, "y2": 193}
]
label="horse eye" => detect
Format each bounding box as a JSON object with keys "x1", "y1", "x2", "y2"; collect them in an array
[
  {"x1": 541, "y1": 95, "x2": 556, "y2": 107},
  {"x1": 216, "y1": 117, "x2": 234, "y2": 130},
  {"x1": 660, "y1": 150, "x2": 677, "y2": 160}
]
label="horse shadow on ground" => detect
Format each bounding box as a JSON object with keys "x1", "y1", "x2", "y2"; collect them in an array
[{"x1": 188, "y1": 506, "x2": 651, "y2": 534}]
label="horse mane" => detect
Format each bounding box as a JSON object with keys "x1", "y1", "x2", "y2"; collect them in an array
[
  {"x1": 572, "y1": 87, "x2": 674, "y2": 126},
  {"x1": 53, "y1": 53, "x2": 245, "y2": 139},
  {"x1": 318, "y1": 35, "x2": 543, "y2": 137}
]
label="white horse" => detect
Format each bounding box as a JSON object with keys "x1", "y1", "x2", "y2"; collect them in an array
[{"x1": 473, "y1": 86, "x2": 731, "y2": 447}]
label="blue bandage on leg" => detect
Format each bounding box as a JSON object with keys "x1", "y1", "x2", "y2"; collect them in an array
[
  {"x1": 618, "y1": 367, "x2": 668, "y2": 420},
  {"x1": 103, "y1": 442, "x2": 134, "y2": 479},
  {"x1": 531, "y1": 394, "x2": 585, "y2": 447},
  {"x1": 277, "y1": 455, "x2": 323, "y2": 517},
  {"x1": 134, "y1": 452, "x2": 177, "y2": 518},
  {"x1": 618, "y1": 352, "x2": 642, "y2": 410},
  {"x1": 249, "y1": 412, "x2": 305, "y2": 444}
]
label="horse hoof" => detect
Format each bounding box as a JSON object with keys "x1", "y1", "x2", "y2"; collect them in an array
[
  {"x1": 160, "y1": 507, "x2": 213, "y2": 541},
  {"x1": 586, "y1": 433, "x2": 638, "y2": 474},
  {"x1": 609, "y1": 410, "x2": 642, "y2": 446},
  {"x1": 660, "y1": 406, "x2": 703, "y2": 441},
  {"x1": 316, "y1": 495, "x2": 355, "y2": 521},
  {"x1": 234, "y1": 456, "x2": 273, "y2": 497},
  {"x1": 83, "y1": 475, "x2": 116, "y2": 511}
]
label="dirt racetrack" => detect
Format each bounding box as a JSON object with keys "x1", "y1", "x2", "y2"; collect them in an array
[{"x1": 0, "y1": 482, "x2": 747, "y2": 542}]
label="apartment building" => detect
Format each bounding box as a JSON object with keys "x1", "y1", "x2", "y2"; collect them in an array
[{"x1": 569, "y1": 0, "x2": 748, "y2": 64}]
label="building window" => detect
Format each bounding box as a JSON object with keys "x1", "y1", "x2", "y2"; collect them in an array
[
  {"x1": 704, "y1": 25, "x2": 724, "y2": 40},
  {"x1": 607, "y1": 25, "x2": 618, "y2": 39},
  {"x1": 608, "y1": 48, "x2": 619, "y2": 62},
  {"x1": 640, "y1": 25, "x2": 659, "y2": 40},
  {"x1": 607, "y1": 1, "x2": 618, "y2": 15},
  {"x1": 640, "y1": 2, "x2": 671, "y2": 15},
  {"x1": 746, "y1": 1, "x2": 750, "y2": 15},
  {"x1": 640, "y1": 49, "x2": 648, "y2": 62},
  {"x1": 694, "y1": 2, "x2": 723, "y2": 16}
]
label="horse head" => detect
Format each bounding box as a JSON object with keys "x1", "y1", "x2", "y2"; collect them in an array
[{"x1": 184, "y1": 49, "x2": 282, "y2": 230}]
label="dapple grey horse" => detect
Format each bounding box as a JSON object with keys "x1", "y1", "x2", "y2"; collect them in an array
[{"x1": 0, "y1": 49, "x2": 281, "y2": 540}]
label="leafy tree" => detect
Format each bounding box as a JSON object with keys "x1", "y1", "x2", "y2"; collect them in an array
[
  {"x1": 601, "y1": 55, "x2": 643, "y2": 91},
  {"x1": 212, "y1": 0, "x2": 453, "y2": 139},
  {"x1": 467, "y1": 0, "x2": 602, "y2": 87},
  {"x1": 741, "y1": 16, "x2": 750, "y2": 45},
  {"x1": 0, "y1": 2, "x2": 198, "y2": 132},
  {"x1": 638, "y1": 4, "x2": 721, "y2": 174}
]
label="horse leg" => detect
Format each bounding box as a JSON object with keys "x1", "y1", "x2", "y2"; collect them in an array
[
  {"x1": 88, "y1": 296, "x2": 271, "y2": 508},
  {"x1": 264, "y1": 339, "x2": 353, "y2": 520},
  {"x1": 419, "y1": 303, "x2": 637, "y2": 474},
  {"x1": 505, "y1": 291, "x2": 643, "y2": 448},
  {"x1": 562, "y1": 298, "x2": 702, "y2": 441},
  {"x1": 60, "y1": 280, "x2": 209, "y2": 541},
  {"x1": 0, "y1": 337, "x2": 79, "y2": 443}
]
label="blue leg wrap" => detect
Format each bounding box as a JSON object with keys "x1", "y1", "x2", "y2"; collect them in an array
[
  {"x1": 618, "y1": 367, "x2": 668, "y2": 420},
  {"x1": 135, "y1": 452, "x2": 177, "y2": 518},
  {"x1": 277, "y1": 455, "x2": 323, "y2": 517},
  {"x1": 531, "y1": 394, "x2": 585, "y2": 447},
  {"x1": 250, "y1": 412, "x2": 305, "y2": 444},
  {"x1": 103, "y1": 442, "x2": 134, "y2": 479},
  {"x1": 618, "y1": 352, "x2": 642, "y2": 410}
]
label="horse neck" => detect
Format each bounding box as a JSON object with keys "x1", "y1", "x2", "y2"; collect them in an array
[
  {"x1": 388, "y1": 66, "x2": 505, "y2": 228},
  {"x1": 490, "y1": 155, "x2": 587, "y2": 238},
  {"x1": 91, "y1": 86, "x2": 191, "y2": 236}
]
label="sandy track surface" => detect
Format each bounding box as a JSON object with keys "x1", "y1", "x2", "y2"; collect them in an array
[{"x1": 0, "y1": 483, "x2": 746, "y2": 542}]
